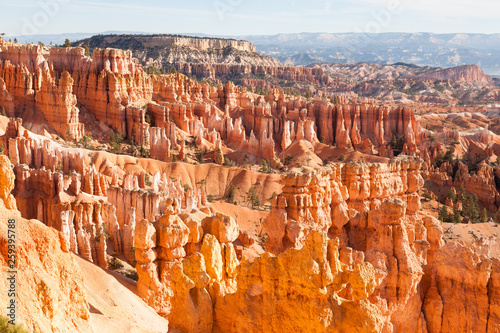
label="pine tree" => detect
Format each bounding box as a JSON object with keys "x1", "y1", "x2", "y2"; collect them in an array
[
  {"x1": 438, "y1": 205, "x2": 449, "y2": 223},
  {"x1": 452, "y1": 208, "x2": 461, "y2": 224},
  {"x1": 495, "y1": 207, "x2": 500, "y2": 223},
  {"x1": 83, "y1": 44, "x2": 90, "y2": 57},
  {"x1": 304, "y1": 90, "x2": 312, "y2": 100},
  {"x1": 226, "y1": 184, "x2": 235, "y2": 203},
  {"x1": 480, "y1": 208, "x2": 488, "y2": 223},
  {"x1": 64, "y1": 38, "x2": 71, "y2": 47},
  {"x1": 446, "y1": 190, "x2": 457, "y2": 203}
]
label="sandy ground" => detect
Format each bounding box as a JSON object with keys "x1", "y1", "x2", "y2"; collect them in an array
[
  {"x1": 443, "y1": 222, "x2": 500, "y2": 257},
  {"x1": 211, "y1": 202, "x2": 268, "y2": 259},
  {"x1": 73, "y1": 255, "x2": 169, "y2": 333},
  {"x1": 211, "y1": 202, "x2": 268, "y2": 239},
  {"x1": 89, "y1": 151, "x2": 283, "y2": 206}
]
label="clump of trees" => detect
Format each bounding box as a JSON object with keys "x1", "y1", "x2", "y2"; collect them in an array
[
  {"x1": 77, "y1": 134, "x2": 93, "y2": 149},
  {"x1": 246, "y1": 186, "x2": 260, "y2": 208},
  {"x1": 82, "y1": 44, "x2": 91, "y2": 57},
  {"x1": 197, "y1": 148, "x2": 206, "y2": 163},
  {"x1": 438, "y1": 188, "x2": 486, "y2": 223},
  {"x1": 258, "y1": 159, "x2": 273, "y2": 174},
  {"x1": 223, "y1": 156, "x2": 235, "y2": 167},
  {"x1": 146, "y1": 66, "x2": 166, "y2": 75},
  {"x1": 145, "y1": 173, "x2": 152, "y2": 187},
  {"x1": 389, "y1": 129, "x2": 406, "y2": 150}
]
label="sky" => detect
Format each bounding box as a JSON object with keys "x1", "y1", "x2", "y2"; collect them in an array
[{"x1": 0, "y1": 0, "x2": 499, "y2": 38}]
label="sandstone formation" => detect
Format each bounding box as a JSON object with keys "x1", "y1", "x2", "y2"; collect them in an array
[
  {"x1": 129, "y1": 155, "x2": 495, "y2": 333},
  {"x1": 134, "y1": 198, "x2": 384, "y2": 332},
  {"x1": 0, "y1": 154, "x2": 92, "y2": 333},
  {"x1": 262, "y1": 156, "x2": 439, "y2": 332},
  {"x1": 73, "y1": 34, "x2": 340, "y2": 88},
  {"x1": 428, "y1": 160, "x2": 500, "y2": 211},
  {"x1": 421, "y1": 64, "x2": 494, "y2": 86},
  {"x1": 423, "y1": 241, "x2": 500, "y2": 332},
  {"x1": 0, "y1": 39, "x2": 423, "y2": 167},
  {"x1": 2, "y1": 36, "x2": 500, "y2": 333}
]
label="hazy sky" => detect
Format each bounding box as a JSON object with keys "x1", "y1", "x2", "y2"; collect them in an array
[{"x1": 1, "y1": 0, "x2": 499, "y2": 37}]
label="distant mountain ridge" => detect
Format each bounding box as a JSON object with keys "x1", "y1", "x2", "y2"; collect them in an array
[
  {"x1": 12, "y1": 31, "x2": 500, "y2": 75},
  {"x1": 233, "y1": 32, "x2": 500, "y2": 75}
]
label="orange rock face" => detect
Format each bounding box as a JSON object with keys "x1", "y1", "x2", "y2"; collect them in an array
[
  {"x1": 0, "y1": 42, "x2": 85, "y2": 140},
  {"x1": 423, "y1": 241, "x2": 500, "y2": 332},
  {"x1": 0, "y1": 154, "x2": 92, "y2": 333},
  {"x1": 263, "y1": 156, "x2": 444, "y2": 331},
  {"x1": 135, "y1": 202, "x2": 385, "y2": 332},
  {"x1": 429, "y1": 160, "x2": 500, "y2": 211},
  {"x1": 1, "y1": 40, "x2": 422, "y2": 165},
  {"x1": 127, "y1": 156, "x2": 464, "y2": 332}
]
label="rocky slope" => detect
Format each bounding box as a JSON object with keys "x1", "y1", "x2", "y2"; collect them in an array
[
  {"x1": 317, "y1": 62, "x2": 499, "y2": 106},
  {"x1": 422, "y1": 65, "x2": 494, "y2": 85},
  {"x1": 72, "y1": 34, "x2": 500, "y2": 107},
  {"x1": 73, "y1": 34, "x2": 337, "y2": 88},
  {"x1": 0, "y1": 38, "x2": 423, "y2": 167},
  {"x1": 0, "y1": 154, "x2": 92, "y2": 332}
]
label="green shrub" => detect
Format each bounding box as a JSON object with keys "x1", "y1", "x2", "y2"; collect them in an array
[
  {"x1": 224, "y1": 157, "x2": 235, "y2": 167},
  {"x1": 109, "y1": 254, "x2": 123, "y2": 270},
  {"x1": 77, "y1": 134, "x2": 93, "y2": 149},
  {"x1": 0, "y1": 316, "x2": 30, "y2": 333},
  {"x1": 283, "y1": 154, "x2": 294, "y2": 166},
  {"x1": 197, "y1": 148, "x2": 206, "y2": 163},
  {"x1": 124, "y1": 269, "x2": 139, "y2": 281},
  {"x1": 422, "y1": 192, "x2": 433, "y2": 201},
  {"x1": 480, "y1": 208, "x2": 488, "y2": 223},
  {"x1": 247, "y1": 186, "x2": 260, "y2": 208},
  {"x1": 145, "y1": 173, "x2": 152, "y2": 187},
  {"x1": 446, "y1": 190, "x2": 457, "y2": 203},
  {"x1": 258, "y1": 159, "x2": 273, "y2": 174},
  {"x1": 226, "y1": 184, "x2": 236, "y2": 203},
  {"x1": 461, "y1": 193, "x2": 479, "y2": 223}
]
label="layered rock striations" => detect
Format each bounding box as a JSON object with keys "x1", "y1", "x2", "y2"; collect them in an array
[
  {"x1": 2, "y1": 117, "x2": 218, "y2": 270},
  {"x1": 0, "y1": 154, "x2": 92, "y2": 333},
  {"x1": 263, "y1": 156, "x2": 439, "y2": 332},
  {"x1": 423, "y1": 241, "x2": 500, "y2": 332},
  {"x1": 135, "y1": 198, "x2": 385, "y2": 332},
  {"x1": 0, "y1": 38, "x2": 423, "y2": 165},
  {"x1": 0, "y1": 41, "x2": 85, "y2": 140},
  {"x1": 131, "y1": 155, "x2": 496, "y2": 332},
  {"x1": 0, "y1": 40, "x2": 152, "y2": 143},
  {"x1": 428, "y1": 160, "x2": 500, "y2": 211},
  {"x1": 4, "y1": 36, "x2": 499, "y2": 333},
  {"x1": 421, "y1": 64, "x2": 494, "y2": 86},
  {"x1": 73, "y1": 34, "x2": 339, "y2": 87}
]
